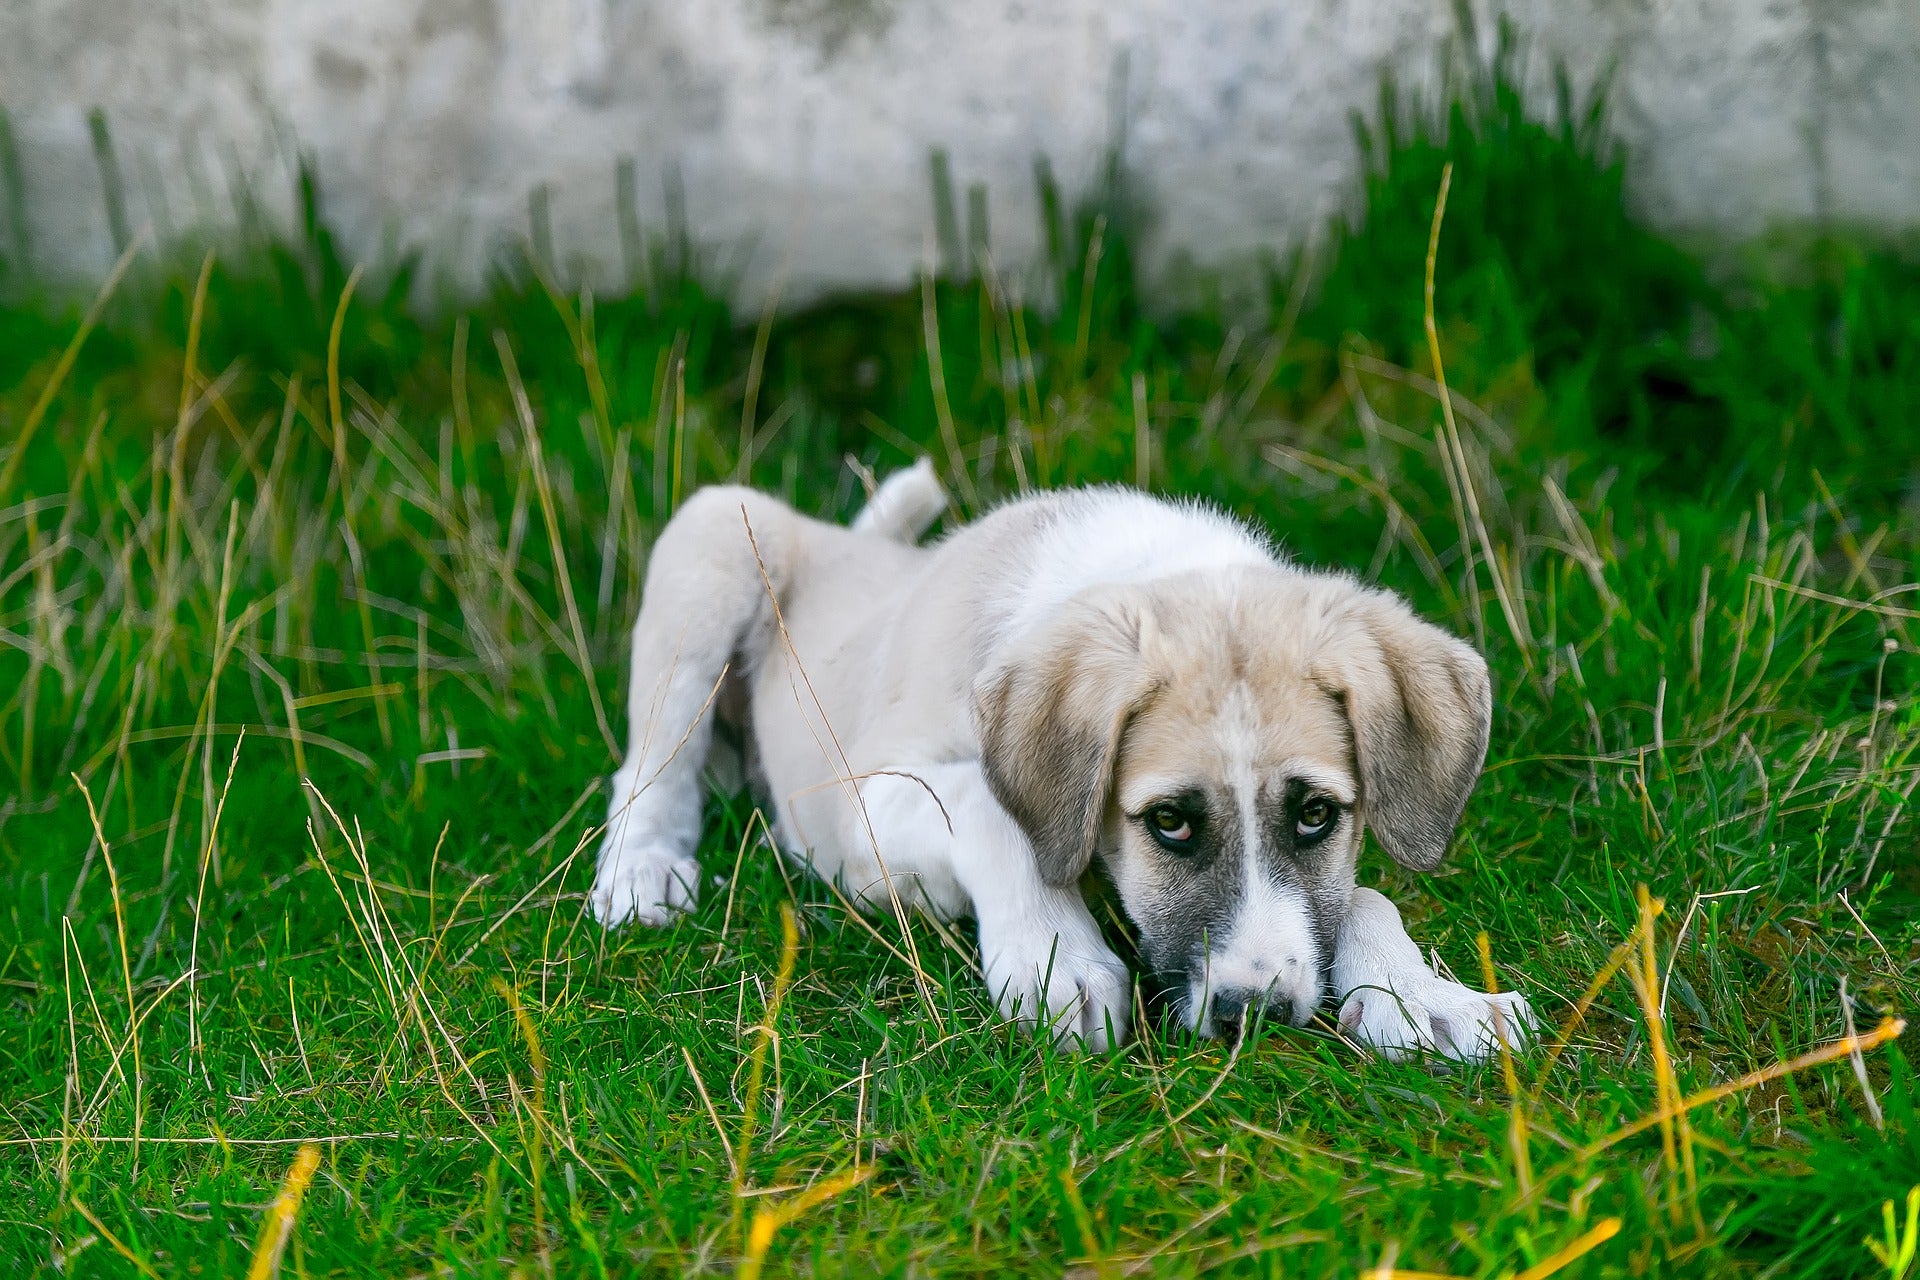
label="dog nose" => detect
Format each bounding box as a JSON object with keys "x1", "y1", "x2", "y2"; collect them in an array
[{"x1": 1208, "y1": 989, "x2": 1259, "y2": 1041}]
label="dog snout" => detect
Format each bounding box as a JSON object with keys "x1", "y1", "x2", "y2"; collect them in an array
[
  {"x1": 1206, "y1": 988, "x2": 1256, "y2": 1041},
  {"x1": 1191, "y1": 951, "x2": 1322, "y2": 1038},
  {"x1": 1200, "y1": 982, "x2": 1308, "y2": 1040}
]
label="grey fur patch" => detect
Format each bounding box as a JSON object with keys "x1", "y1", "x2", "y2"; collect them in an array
[
  {"x1": 1123, "y1": 780, "x2": 1347, "y2": 1022},
  {"x1": 973, "y1": 595, "x2": 1160, "y2": 887},
  {"x1": 1322, "y1": 592, "x2": 1492, "y2": 871}
]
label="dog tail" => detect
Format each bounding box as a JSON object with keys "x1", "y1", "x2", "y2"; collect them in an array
[{"x1": 852, "y1": 458, "x2": 947, "y2": 543}]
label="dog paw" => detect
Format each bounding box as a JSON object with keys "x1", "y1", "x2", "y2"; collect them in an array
[
  {"x1": 590, "y1": 839, "x2": 702, "y2": 928},
  {"x1": 1338, "y1": 980, "x2": 1535, "y2": 1063},
  {"x1": 982, "y1": 934, "x2": 1132, "y2": 1053}
]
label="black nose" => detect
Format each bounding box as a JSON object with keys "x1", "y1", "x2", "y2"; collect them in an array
[{"x1": 1208, "y1": 989, "x2": 1260, "y2": 1041}]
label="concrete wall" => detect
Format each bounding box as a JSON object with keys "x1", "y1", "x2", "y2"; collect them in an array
[{"x1": 2, "y1": 1, "x2": 1917, "y2": 309}]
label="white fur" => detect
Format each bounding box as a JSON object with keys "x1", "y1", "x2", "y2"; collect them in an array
[
  {"x1": 1187, "y1": 695, "x2": 1328, "y2": 1033},
  {"x1": 850, "y1": 762, "x2": 1129, "y2": 1049},
  {"x1": 988, "y1": 490, "x2": 1275, "y2": 648},
  {"x1": 588, "y1": 470, "x2": 1530, "y2": 1061},
  {"x1": 1332, "y1": 888, "x2": 1537, "y2": 1061},
  {"x1": 850, "y1": 457, "x2": 946, "y2": 542},
  {"x1": 1192, "y1": 877, "x2": 1321, "y2": 1034}
]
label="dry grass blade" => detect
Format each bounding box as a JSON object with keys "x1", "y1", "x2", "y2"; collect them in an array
[
  {"x1": 189, "y1": 731, "x2": 246, "y2": 1083},
  {"x1": 1866, "y1": 1186, "x2": 1920, "y2": 1278},
  {"x1": 1659, "y1": 888, "x2": 1756, "y2": 1019},
  {"x1": 1750, "y1": 575, "x2": 1920, "y2": 622},
  {"x1": 1264, "y1": 442, "x2": 1455, "y2": 607},
  {"x1": 683, "y1": 1045, "x2": 738, "y2": 1178},
  {"x1": 324, "y1": 264, "x2": 394, "y2": 748},
  {"x1": 1529, "y1": 900, "x2": 1663, "y2": 1101},
  {"x1": 738, "y1": 505, "x2": 945, "y2": 1025},
  {"x1": 1057, "y1": 1163, "x2": 1116, "y2": 1280},
  {"x1": 920, "y1": 270, "x2": 979, "y2": 510},
  {"x1": 245, "y1": 1143, "x2": 323, "y2": 1280},
  {"x1": 1, "y1": 1133, "x2": 483, "y2": 1148},
  {"x1": 301, "y1": 783, "x2": 404, "y2": 1024},
  {"x1": 493, "y1": 978, "x2": 550, "y2": 1262},
  {"x1": 736, "y1": 243, "x2": 793, "y2": 481},
  {"x1": 1580, "y1": 1017, "x2": 1907, "y2": 1158},
  {"x1": 493, "y1": 330, "x2": 618, "y2": 755},
  {"x1": 68, "y1": 1197, "x2": 163, "y2": 1280},
  {"x1": 736, "y1": 1163, "x2": 875, "y2": 1280},
  {"x1": 1513, "y1": 1217, "x2": 1623, "y2": 1280},
  {"x1": 1132, "y1": 370, "x2": 1151, "y2": 490},
  {"x1": 1422, "y1": 162, "x2": 1533, "y2": 664},
  {"x1": 1625, "y1": 883, "x2": 1695, "y2": 1226},
  {"x1": 1839, "y1": 976, "x2": 1886, "y2": 1130},
  {"x1": 1478, "y1": 931, "x2": 1531, "y2": 1199},
  {"x1": 71, "y1": 774, "x2": 142, "y2": 1170},
  {"x1": 1373, "y1": 1216, "x2": 1621, "y2": 1280},
  {"x1": 453, "y1": 837, "x2": 588, "y2": 966},
  {"x1": 0, "y1": 231, "x2": 146, "y2": 503},
  {"x1": 1093, "y1": 1016, "x2": 1252, "y2": 1171},
  {"x1": 734, "y1": 904, "x2": 801, "y2": 1215}
]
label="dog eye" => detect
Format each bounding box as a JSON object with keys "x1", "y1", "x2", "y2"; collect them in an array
[
  {"x1": 1143, "y1": 805, "x2": 1195, "y2": 848},
  {"x1": 1296, "y1": 799, "x2": 1338, "y2": 840}
]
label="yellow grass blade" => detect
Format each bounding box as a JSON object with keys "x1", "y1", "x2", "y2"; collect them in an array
[
  {"x1": 246, "y1": 1143, "x2": 323, "y2": 1280},
  {"x1": 72, "y1": 775, "x2": 142, "y2": 1170},
  {"x1": 1514, "y1": 1217, "x2": 1623, "y2": 1280},
  {"x1": 1626, "y1": 884, "x2": 1691, "y2": 1225},
  {"x1": 70, "y1": 1197, "x2": 163, "y2": 1280},
  {"x1": 493, "y1": 977, "x2": 550, "y2": 1255},
  {"x1": 1478, "y1": 931, "x2": 1532, "y2": 1199},
  {"x1": 734, "y1": 902, "x2": 802, "y2": 1225},
  {"x1": 737, "y1": 1164, "x2": 875, "y2": 1280},
  {"x1": 0, "y1": 231, "x2": 145, "y2": 502},
  {"x1": 1529, "y1": 901, "x2": 1662, "y2": 1102},
  {"x1": 1422, "y1": 162, "x2": 1532, "y2": 664},
  {"x1": 1582, "y1": 1017, "x2": 1907, "y2": 1158}
]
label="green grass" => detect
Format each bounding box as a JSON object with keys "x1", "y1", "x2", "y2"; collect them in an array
[{"x1": 2, "y1": 37, "x2": 1919, "y2": 1278}]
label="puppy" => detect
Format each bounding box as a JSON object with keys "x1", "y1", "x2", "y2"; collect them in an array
[{"x1": 590, "y1": 463, "x2": 1533, "y2": 1059}]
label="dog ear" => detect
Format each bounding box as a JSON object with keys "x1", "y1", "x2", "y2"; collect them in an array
[
  {"x1": 973, "y1": 595, "x2": 1159, "y2": 886},
  {"x1": 1322, "y1": 590, "x2": 1492, "y2": 871}
]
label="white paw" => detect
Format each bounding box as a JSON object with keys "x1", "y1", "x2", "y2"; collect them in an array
[
  {"x1": 1338, "y1": 979, "x2": 1535, "y2": 1063},
  {"x1": 982, "y1": 931, "x2": 1132, "y2": 1052},
  {"x1": 590, "y1": 838, "x2": 701, "y2": 928}
]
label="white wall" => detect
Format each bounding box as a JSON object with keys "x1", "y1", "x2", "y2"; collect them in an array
[{"x1": 3, "y1": 0, "x2": 1916, "y2": 308}]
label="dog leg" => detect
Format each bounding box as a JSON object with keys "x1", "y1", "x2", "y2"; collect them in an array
[
  {"x1": 1331, "y1": 887, "x2": 1536, "y2": 1062},
  {"x1": 844, "y1": 762, "x2": 1132, "y2": 1051},
  {"x1": 592, "y1": 486, "x2": 802, "y2": 927}
]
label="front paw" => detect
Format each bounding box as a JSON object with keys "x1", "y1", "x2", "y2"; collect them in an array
[
  {"x1": 982, "y1": 933, "x2": 1132, "y2": 1052},
  {"x1": 1338, "y1": 980, "x2": 1535, "y2": 1063},
  {"x1": 590, "y1": 838, "x2": 701, "y2": 927}
]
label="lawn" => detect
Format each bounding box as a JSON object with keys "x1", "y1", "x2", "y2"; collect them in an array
[{"x1": 2, "y1": 41, "x2": 1918, "y2": 1279}]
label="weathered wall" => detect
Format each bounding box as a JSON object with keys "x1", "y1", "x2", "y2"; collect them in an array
[{"x1": 2, "y1": 1, "x2": 1917, "y2": 308}]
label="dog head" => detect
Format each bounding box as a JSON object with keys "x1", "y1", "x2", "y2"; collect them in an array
[{"x1": 974, "y1": 566, "x2": 1490, "y2": 1038}]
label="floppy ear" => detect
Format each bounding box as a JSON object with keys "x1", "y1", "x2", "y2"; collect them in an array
[
  {"x1": 973, "y1": 596, "x2": 1159, "y2": 886},
  {"x1": 1323, "y1": 591, "x2": 1492, "y2": 872}
]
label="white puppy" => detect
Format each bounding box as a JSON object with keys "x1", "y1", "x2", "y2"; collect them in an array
[{"x1": 590, "y1": 463, "x2": 1533, "y2": 1059}]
